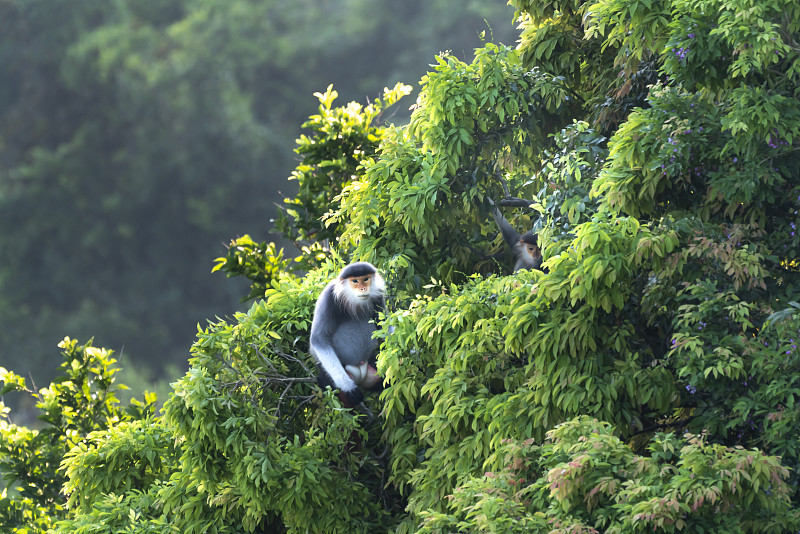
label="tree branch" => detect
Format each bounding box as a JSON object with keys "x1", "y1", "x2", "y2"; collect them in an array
[
  {"x1": 489, "y1": 172, "x2": 534, "y2": 208},
  {"x1": 633, "y1": 415, "x2": 697, "y2": 436}
]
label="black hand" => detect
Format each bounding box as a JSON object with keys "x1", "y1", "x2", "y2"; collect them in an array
[{"x1": 341, "y1": 388, "x2": 364, "y2": 408}]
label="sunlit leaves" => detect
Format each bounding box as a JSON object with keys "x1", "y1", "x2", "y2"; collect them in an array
[
  {"x1": 422, "y1": 417, "x2": 800, "y2": 532},
  {"x1": 277, "y1": 82, "x2": 412, "y2": 254},
  {"x1": 409, "y1": 44, "x2": 570, "y2": 175},
  {"x1": 0, "y1": 338, "x2": 158, "y2": 534}
]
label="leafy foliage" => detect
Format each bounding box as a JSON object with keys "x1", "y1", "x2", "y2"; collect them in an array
[
  {"x1": 3, "y1": 0, "x2": 800, "y2": 531},
  {"x1": 213, "y1": 83, "x2": 412, "y2": 298},
  {"x1": 0, "y1": 338, "x2": 157, "y2": 533},
  {"x1": 212, "y1": 236, "x2": 295, "y2": 302},
  {"x1": 0, "y1": 0, "x2": 517, "y2": 387},
  {"x1": 278, "y1": 83, "x2": 413, "y2": 248},
  {"x1": 333, "y1": 43, "x2": 578, "y2": 290},
  {"x1": 418, "y1": 417, "x2": 798, "y2": 533}
]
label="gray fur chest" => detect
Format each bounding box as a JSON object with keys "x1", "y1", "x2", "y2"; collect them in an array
[{"x1": 331, "y1": 319, "x2": 378, "y2": 366}]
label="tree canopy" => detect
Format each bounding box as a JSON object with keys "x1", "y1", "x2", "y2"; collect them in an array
[
  {"x1": 2, "y1": 0, "x2": 800, "y2": 532},
  {"x1": 0, "y1": 0, "x2": 515, "y2": 385}
]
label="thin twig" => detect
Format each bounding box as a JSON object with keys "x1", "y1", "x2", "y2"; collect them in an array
[
  {"x1": 276, "y1": 348, "x2": 315, "y2": 377},
  {"x1": 275, "y1": 383, "x2": 293, "y2": 419},
  {"x1": 252, "y1": 372, "x2": 316, "y2": 384},
  {"x1": 289, "y1": 394, "x2": 316, "y2": 420}
]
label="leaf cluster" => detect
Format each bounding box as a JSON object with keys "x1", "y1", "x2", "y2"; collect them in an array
[
  {"x1": 0, "y1": 338, "x2": 157, "y2": 533},
  {"x1": 417, "y1": 417, "x2": 800, "y2": 533}
]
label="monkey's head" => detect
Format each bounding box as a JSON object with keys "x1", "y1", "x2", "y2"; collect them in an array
[
  {"x1": 518, "y1": 231, "x2": 541, "y2": 261},
  {"x1": 334, "y1": 262, "x2": 385, "y2": 316}
]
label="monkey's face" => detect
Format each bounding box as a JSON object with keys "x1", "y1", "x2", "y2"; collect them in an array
[
  {"x1": 347, "y1": 275, "x2": 374, "y2": 300},
  {"x1": 523, "y1": 243, "x2": 541, "y2": 260},
  {"x1": 333, "y1": 268, "x2": 384, "y2": 318}
]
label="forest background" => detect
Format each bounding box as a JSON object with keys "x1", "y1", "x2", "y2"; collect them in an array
[{"x1": 0, "y1": 0, "x2": 515, "y2": 412}]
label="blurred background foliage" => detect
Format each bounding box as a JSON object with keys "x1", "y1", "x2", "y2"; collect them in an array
[{"x1": 0, "y1": 0, "x2": 516, "y2": 396}]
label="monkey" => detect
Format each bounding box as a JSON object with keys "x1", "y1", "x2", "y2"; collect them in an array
[
  {"x1": 309, "y1": 261, "x2": 386, "y2": 408},
  {"x1": 492, "y1": 207, "x2": 543, "y2": 272}
]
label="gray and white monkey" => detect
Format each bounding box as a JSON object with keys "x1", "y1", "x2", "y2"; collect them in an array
[
  {"x1": 492, "y1": 206, "x2": 543, "y2": 272},
  {"x1": 309, "y1": 261, "x2": 386, "y2": 407}
]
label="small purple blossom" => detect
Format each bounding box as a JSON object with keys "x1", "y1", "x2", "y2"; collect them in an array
[
  {"x1": 686, "y1": 385, "x2": 697, "y2": 394},
  {"x1": 768, "y1": 129, "x2": 790, "y2": 149}
]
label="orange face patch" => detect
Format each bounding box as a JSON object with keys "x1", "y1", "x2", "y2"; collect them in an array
[{"x1": 347, "y1": 275, "x2": 373, "y2": 294}]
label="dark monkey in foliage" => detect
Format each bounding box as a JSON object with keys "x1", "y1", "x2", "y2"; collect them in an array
[
  {"x1": 492, "y1": 207, "x2": 543, "y2": 272},
  {"x1": 310, "y1": 262, "x2": 386, "y2": 407}
]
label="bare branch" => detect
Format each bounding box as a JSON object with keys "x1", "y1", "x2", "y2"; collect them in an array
[
  {"x1": 275, "y1": 383, "x2": 293, "y2": 419},
  {"x1": 632, "y1": 415, "x2": 697, "y2": 436},
  {"x1": 289, "y1": 394, "x2": 316, "y2": 420},
  {"x1": 251, "y1": 343, "x2": 316, "y2": 379}
]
